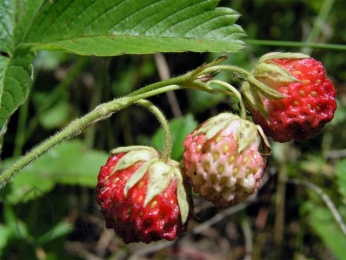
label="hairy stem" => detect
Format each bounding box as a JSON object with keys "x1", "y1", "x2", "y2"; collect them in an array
[
  {"x1": 0, "y1": 84, "x2": 183, "y2": 189},
  {"x1": 134, "y1": 99, "x2": 172, "y2": 161},
  {"x1": 209, "y1": 80, "x2": 247, "y2": 119},
  {"x1": 197, "y1": 64, "x2": 251, "y2": 79},
  {"x1": 0, "y1": 57, "x2": 244, "y2": 188}
]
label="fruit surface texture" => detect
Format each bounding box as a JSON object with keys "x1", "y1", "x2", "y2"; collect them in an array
[
  {"x1": 183, "y1": 113, "x2": 267, "y2": 207},
  {"x1": 96, "y1": 147, "x2": 190, "y2": 244},
  {"x1": 251, "y1": 55, "x2": 337, "y2": 142}
]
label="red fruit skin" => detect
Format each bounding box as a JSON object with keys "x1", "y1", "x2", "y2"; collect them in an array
[
  {"x1": 252, "y1": 58, "x2": 337, "y2": 142},
  {"x1": 96, "y1": 154, "x2": 189, "y2": 244}
]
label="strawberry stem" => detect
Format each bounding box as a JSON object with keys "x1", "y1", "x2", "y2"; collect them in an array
[
  {"x1": 197, "y1": 64, "x2": 252, "y2": 79},
  {"x1": 134, "y1": 99, "x2": 172, "y2": 162},
  {"x1": 209, "y1": 80, "x2": 247, "y2": 119},
  {"x1": 0, "y1": 84, "x2": 183, "y2": 189}
]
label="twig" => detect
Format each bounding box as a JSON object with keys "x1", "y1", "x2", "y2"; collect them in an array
[
  {"x1": 274, "y1": 166, "x2": 287, "y2": 248},
  {"x1": 288, "y1": 178, "x2": 346, "y2": 236},
  {"x1": 65, "y1": 241, "x2": 104, "y2": 260},
  {"x1": 95, "y1": 229, "x2": 114, "y2": 258},
  {"x1": 192, "y1": 201, "x2": 252, "y2": 234},
  {"x1": 326, "y1": 149, "x2": 346, "y2": 159},
  {"x1": 241, "y1": 215, "x2": 253, "y2": 260},
  {"x1": 128, "y1": 240, "x2": 175, "y2": 260},
  {"x1": 154, "y1": 53, "x2": 182, "y2": 117}
]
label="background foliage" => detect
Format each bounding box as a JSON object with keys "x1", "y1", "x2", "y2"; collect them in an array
[{"x1": 0, "y1": 0, "x2": 345, "y2": 259}]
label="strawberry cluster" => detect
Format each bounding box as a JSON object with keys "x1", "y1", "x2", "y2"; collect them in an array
[{"x1": 95, "y1": 52, "x2": 337, "y2": 244}]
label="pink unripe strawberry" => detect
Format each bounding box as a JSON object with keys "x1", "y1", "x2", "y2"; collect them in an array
[
  {"x1": 96, "y1": 146, "x2": 192, "y2": 244},
  {"x1": 182, "y1": 113, "x2": 269, "y2": 207}
]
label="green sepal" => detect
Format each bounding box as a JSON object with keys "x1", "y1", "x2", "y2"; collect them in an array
[
  {"x1": 241, "y1": 82, "x2": 268, "y2": 122},
  {"x1": 258, "y1": 52, "x2": 310, "y2": 63},
  {"x1": 253, "y1": 62, "x2": 300, "y2": 83},
  {"x1": 111, "y1": 146, "x2": 159, "y2": 172},
  {"x1": 186, "y1": 55, "x2": 229, "y2": 93},
  {"x1": 110, "y1": 145, "x2": 156, "y2": 155},
  {"x1": 185, "y1": 81, "x2": 217, "y2": 94},
  {"x1": 236, "y1": 119, "x2": 259, "y2": 154},
  {"x1": 144, "y1": 160, "x2": 175, "y2": 206},
  {"x1": 247, "y1": 75, "x2": 285, "y2": 100},
  {"x1": 257, "y1": 125, "x2": 272, "y2": 158},
  {"x1": 193, "y1": 112, "x2": 260, "y2": 153},
  {"x1": 124, "y1": 158, "x2": 158, "y2": 197},
  {"x1": 175, "y1": 166, "x2": 190, "y2": 224},
  {"x1": 192, "y1": 55, "x2": 228, "y2": 77},
  {"x1": 110, "y1": 146, "x2": 190, "y2": 223},
  {"x1": 193, "y1": 113, "x2": 238, "y2": 140}
]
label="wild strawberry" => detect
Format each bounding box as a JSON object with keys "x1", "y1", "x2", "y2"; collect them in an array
[
  {"x1": 182, "y1": 113, "x2": 270, "y2": 207},
  {"x1": 245, "y1": 52, "x2": 337, "y2": 142},
  {"x1": 96, "y1": 146, "x2": 192, "y2": 244}
]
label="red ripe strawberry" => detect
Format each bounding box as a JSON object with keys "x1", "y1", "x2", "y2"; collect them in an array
[
  {"x1": 248, "y1": 52, "x2": 337, "y2": 142},
  {"x1": 96, "y1": 146, "x2": 191, "y2": 244},
  {"x1": 182, "y1": 113, "x2": 270, "y2": 207}
]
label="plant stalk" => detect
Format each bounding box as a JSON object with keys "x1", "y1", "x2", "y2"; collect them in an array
[
  {"x1": 0, "y1": 58, "x2": 247, "y2": 188},
  {"x1": 0, "y1": 84, "x2": 183, "y2": 189},
  {"x1": 134, "y1": 99, "x2": 172, "y2": 162},
  {"x1": 209, "y1": 80, "x2": 247, "y2": 119}
]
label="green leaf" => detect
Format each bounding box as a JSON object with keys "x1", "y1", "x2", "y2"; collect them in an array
[
  {"x1": 0, "y1": 224, "x2": 9, "y2": 255},
  {"x1": 24, "y1": 0, "x2": 245, "y2": 56},
  {"x1": 187, "y1": 90, "x2": 225, "y2": 113},
  {"x1": 1, "y1": 0, "x2": 44, "y2": 52},
  {"x1": 0, "y1": 46, "x2": 35, "y2": 149},
  {"x1": 305, "y1": 204, "x2": 346, "y2": 259},
  {"x1": 3, "y1": 203, "x2": 29, "y2": 240},
  {"x1": 336, "y1": 159, "x2": 346, "y2": 204},
  {"x1": 152, "y1": 114, "x2": 198, "y2": 160},
  {"x1": 0, "y1": 169, "x2": 55, "y2": 205},
  {"x1": 0, "y1": 1, "x2": 15, "y2": 54},
  {"x1": 0, "y1": 0, "x2": 245, "y2": 151},
  {"x1": 0, "y1": 1, "x2": 44, "y2": 150},
  {"x1": 37, "y1": 220, "x2": 71, "y2": 244},
  {"x1": 34, "y1": 140, "x2": 109, "y2": 187},
  {"x1": 0, "y1": 140, "x2": 108, "y2": 204},
  {"x1": 38, "y1": 100, "x2": 71, "y2": 129}
]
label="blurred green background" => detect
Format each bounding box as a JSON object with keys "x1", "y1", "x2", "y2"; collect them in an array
[{"x1": 0, "y1": 0, "x2": 345, "y2": 259}]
